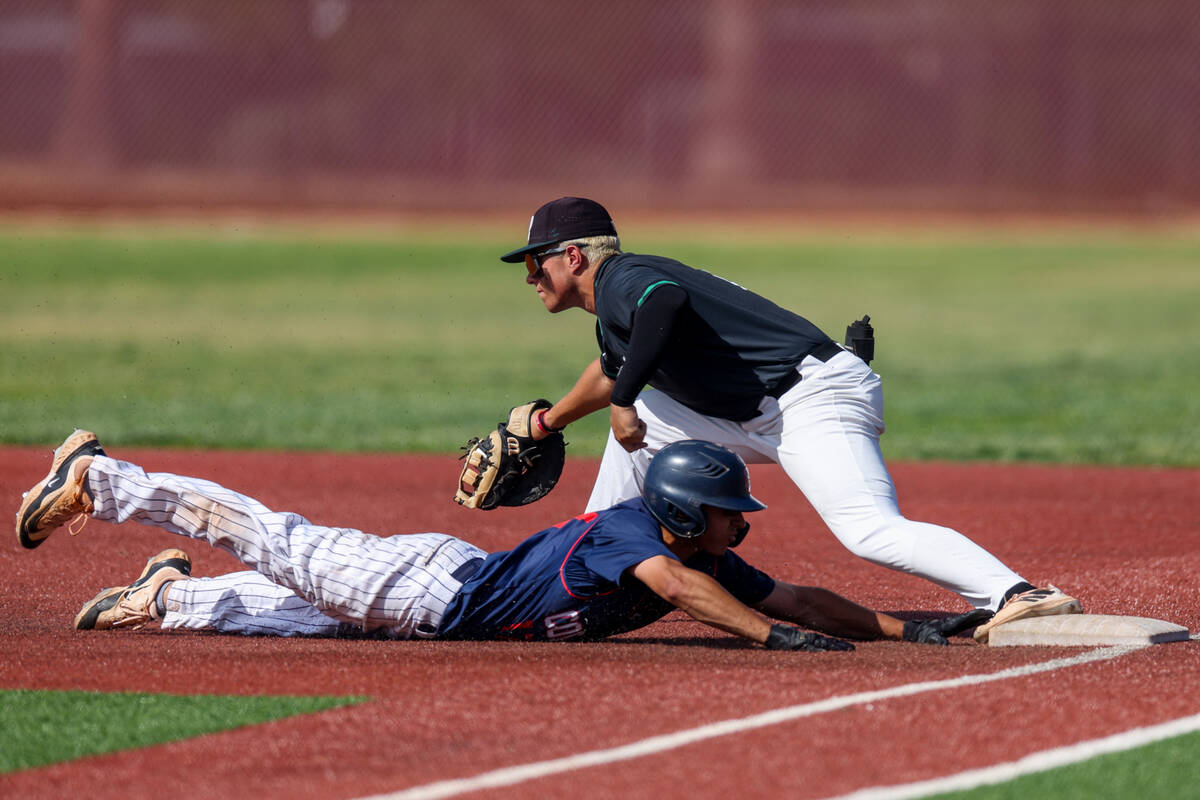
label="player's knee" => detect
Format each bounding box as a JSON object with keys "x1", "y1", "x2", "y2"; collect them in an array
[{"x1": 825, "y1": 517, "x2": 911, "y2": 567}]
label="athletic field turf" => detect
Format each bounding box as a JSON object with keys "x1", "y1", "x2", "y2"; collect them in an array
[{"x1": 3, "y1": 219, "x2": 1197, "y2": 464}]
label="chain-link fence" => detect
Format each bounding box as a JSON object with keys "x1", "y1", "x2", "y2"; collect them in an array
[{"x1": 2, "y1": 0, "x2": 1197, "y2": 213}]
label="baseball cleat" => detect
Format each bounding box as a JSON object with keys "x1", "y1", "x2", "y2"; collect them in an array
[
  {"x1": 74, "y1": 549, "x2": 192, "y2": 631},
  {"x1": 15, "y1": 429, "x2": 106, "y2": 549},
  {"x1": 973, "y1": 584, "x2": 1082, "y2": 644}
]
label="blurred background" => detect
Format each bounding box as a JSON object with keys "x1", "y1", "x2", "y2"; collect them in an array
[
  {"x1": 2, "y1": 0, "x2": 1198, "y2": 217},
  {"x1": 3, "y1": 1, "x2": 1198, "y2": 461}
]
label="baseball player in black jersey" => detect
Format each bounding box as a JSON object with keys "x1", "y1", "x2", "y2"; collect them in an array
[{"x1": 500, "y1": 197, "x2": 1081, "y2": 643}]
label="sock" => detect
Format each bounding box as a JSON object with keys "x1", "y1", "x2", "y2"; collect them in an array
[
  {"x1": 155, "y1": 581, "x2": 174, "y2": 618},
  {"x1": 1001, "y1": 581, "x2": 1036, "y2": 610}
]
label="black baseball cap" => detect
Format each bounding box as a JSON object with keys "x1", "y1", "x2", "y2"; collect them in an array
[{"x1": 499, "y1": 197, "x2": 618, "y2": 263}]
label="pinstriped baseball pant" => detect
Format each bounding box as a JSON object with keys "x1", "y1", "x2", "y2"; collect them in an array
[
  {"x1": 86, "y1": 456, "x2": 486, "y2": 638},
  {"x1": 586, "y1": 349, "x2": 1025, "y2": 611}
]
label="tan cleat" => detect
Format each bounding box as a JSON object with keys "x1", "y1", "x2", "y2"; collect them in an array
[
  {"x1": 974, "y1": 584, "x2": 1082, "y2": 644},
  {"x1": 15, "y1": 429, "x2": 106, "y2": 549},
  {"x1": 74, "y1": 549, "x2": 192, "y2": 631}
]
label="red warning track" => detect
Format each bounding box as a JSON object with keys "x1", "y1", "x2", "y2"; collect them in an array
[{"x1": 1, "y1": 445, "x2": 1197, "y2": 799}]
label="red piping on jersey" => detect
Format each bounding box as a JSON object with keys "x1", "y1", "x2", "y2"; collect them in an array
[
  {"x1": 553, "y1": 511, "x2": 597, "y2": 529},
  {"x1": 559, "y1": 513, "x2": 617, "y2": 600}
]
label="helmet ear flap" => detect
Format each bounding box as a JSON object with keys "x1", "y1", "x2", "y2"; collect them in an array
[{"x1": 665, "y1": 502, "x2": 705, "y2": 538}]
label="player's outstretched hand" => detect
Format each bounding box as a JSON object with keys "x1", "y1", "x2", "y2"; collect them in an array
[
  {"x1": 765, "y1": 624, "x2": 855, "y2": 652},
  {"x1": 901, "y1": 609, "x2": 994, "y2": 645}
]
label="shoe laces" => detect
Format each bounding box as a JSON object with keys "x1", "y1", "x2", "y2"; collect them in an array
[
  {"x1": 68, "y1": 513, "x2": 89, "y2": 536},
  {"x1": 1013, "y1": 585, "x2": 1061, "y2": 605}
]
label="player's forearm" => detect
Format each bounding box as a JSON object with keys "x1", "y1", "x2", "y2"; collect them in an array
[
  {"x1": 760, "y1": 584, "x2": 904, "y2": 640},
  {"x1": 636, "y1": 558, "x2": 771, "y2": 643},
  {"x1": 542, "y1": 358, "x2": 614, "y2": 431},
  {"x1": 679, "y1": 588, "x2": 773, "y2": 643}
]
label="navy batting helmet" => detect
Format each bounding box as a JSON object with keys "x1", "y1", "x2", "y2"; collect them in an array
[{"x1": 642, "y1": 440, "x2": 767, "y2": 540}]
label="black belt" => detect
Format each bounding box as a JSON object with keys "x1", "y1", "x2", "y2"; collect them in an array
[{"x1": 765, "y1": 341, "x2": 844, "y2": 398}]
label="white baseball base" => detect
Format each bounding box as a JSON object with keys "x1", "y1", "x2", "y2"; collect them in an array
[{"x1": 987, "y1": 614, "x2": 1189, "y2": 647}]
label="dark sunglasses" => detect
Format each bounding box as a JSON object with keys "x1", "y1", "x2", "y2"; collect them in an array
[{"x1": 525, "y1": 243, "x2": 587, "y2": 278}]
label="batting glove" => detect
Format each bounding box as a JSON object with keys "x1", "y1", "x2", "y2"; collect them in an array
[
  {"x1": 765, "y1": 624, "x2": 855, "y2": 652},
  {"x1": 901, "y1": 609, "x2": 994, "y2": 645}
]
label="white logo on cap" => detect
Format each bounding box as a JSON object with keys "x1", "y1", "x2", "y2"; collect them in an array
[{"x1": 527, "y1": 214, "x2": 535, "y2": 242}]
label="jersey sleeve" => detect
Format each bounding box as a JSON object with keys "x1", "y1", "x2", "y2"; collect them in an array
[
  {"x1": 597, "y1": 259, "x2": 680, "y2": 329},
  {"x1": 711, "y1": 550, "x2": 776, "y2": 606},
  {"x1": 608, "y1": 283, "x2": 688, "y2": 407},
  {"x1": 577, "y1": 508, "x2": 679, "y2": 585},
  {"x1": 595, "y1": 258, "x2": 683, "y2": 381}
]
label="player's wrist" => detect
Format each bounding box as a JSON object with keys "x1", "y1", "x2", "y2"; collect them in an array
[
  {"x1": 608, "y1": 388, "x2": 638, "y2": 408},
  {"x1": 764, "y1": 624, "x2": 800, "y2": 649},
  {"x1": 535, "y1": 409, "x2": 564, "y2": 434}
]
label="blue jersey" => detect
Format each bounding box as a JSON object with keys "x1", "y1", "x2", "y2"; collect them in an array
[{"x1": 438, "y1": 498, "x2": 776, "y2": 641}]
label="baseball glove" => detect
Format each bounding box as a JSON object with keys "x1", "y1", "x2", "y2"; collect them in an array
[{"x1": 454, "y1": 399, "x2": 566, "y2": 510}]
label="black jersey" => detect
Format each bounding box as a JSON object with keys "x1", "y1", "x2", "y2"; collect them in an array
[{"x1": 593, "y1": 252, "x2": 833, "y2": 421}]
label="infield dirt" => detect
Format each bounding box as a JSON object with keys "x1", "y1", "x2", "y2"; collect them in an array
[{"x1": 2, "y1": 446, "x2": 1197, "y2": 799}]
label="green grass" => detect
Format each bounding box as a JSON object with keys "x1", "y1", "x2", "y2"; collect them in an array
[
  {"x1": 0, "y1": 688, "x2": 365, "y2": 772},
  {"x1": 3, "y1": 221, "x2": 1193, "y2": 788},
  {"x1": 2, "y1": 221, "x2": 1198, "y2": 464},
  {"x1": 3, "y1": 693, "x2": 1194, "y2": 794},
  {"x1": 929, "y1": 728, "x2": 1200, "y2": 800}
]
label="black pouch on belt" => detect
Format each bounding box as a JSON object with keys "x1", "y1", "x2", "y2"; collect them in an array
[{"x1": 844, "y1": 315, "x2": 874, "y2": 364}]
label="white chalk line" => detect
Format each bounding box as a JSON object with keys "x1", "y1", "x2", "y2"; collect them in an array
[
  {"x1": 823, "y1": 710, "x2": 1200, "y2": 800},
  {"x1": 357, "y1": 644, "x2": 1147, "y2": 800}
]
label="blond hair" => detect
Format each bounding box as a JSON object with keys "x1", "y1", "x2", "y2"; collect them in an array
[{"x1": 566, "y1": 235, "x2": 622, "y2": 264}]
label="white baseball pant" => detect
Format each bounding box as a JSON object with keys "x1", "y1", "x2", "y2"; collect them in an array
[
  {"x1": 86, "y1": 456, "x2": 486, "y2": 638},
  {"x1": 586, "y1": 349, "x2": 1024, "y2": 610}
]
